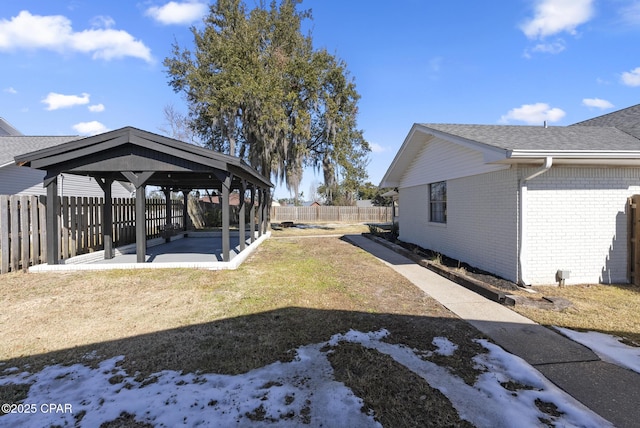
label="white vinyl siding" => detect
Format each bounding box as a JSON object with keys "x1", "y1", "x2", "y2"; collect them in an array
[
  {"x1": 399, "y1": 137, "x2": 509, "y2": 188},
  {"x1": 0, "y1": 164, "x2": 132, "y2": 198}
]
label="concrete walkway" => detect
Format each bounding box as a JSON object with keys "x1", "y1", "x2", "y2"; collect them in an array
[{"x1": 344, "y1": 234, "x2": 640, "y2": 428}]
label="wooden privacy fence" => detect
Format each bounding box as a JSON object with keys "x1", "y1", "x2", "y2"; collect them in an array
[
  {"x1": 0, "y1": 195, "x2": 184, "y2": 273},
  {"x1": 271, "y1": 205, "x2": 392, "y2": 223}
]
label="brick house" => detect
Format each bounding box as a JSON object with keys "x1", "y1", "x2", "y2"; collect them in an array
[{"x1": 380, "y1": 104, "x2": 640, "y2": 285}]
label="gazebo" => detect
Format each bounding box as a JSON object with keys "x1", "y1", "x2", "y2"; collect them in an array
[{"x1": 14, "y1": 127, "x2": 273, "y2": 265}]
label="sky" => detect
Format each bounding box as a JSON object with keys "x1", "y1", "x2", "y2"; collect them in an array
[
  {"x1": 1, "y1": 0, "x2": 639, "y2": 199},
  {"x1": 0, "y1": 328, "x2": 622, "y2": 427}
]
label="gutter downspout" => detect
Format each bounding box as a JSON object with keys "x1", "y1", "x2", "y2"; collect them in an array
[{"x1": 519, "y1": 156, "x2": 552, "y2": 286}]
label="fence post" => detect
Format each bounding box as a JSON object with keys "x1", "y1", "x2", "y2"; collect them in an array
[
  {"x1": 0, "y1": 195, "x2": 9, "y2": 273},
  {"x1": 29, "y1": 195, "x2": 39, "y2": 266}
]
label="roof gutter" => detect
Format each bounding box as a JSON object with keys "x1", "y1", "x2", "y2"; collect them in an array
[{"x1": 519, "y1": 156, "x2": 553, "y2": 286}]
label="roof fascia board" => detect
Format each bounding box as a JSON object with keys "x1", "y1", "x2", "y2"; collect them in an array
[
  {"x1": 128, "y1": 134, "x2": 229, "y2": 171},
  {"x1": 380, "y1": 124, "x2": 509, "y2": 188},
  {"x1": 380, "y1": 124, "x2": 427, "y2": 187},
  {"x1": 133, "y1": 128, "x2": 244, "y2": 167},
  {"x1": 28, "y1": 135, "x2": 130, "y2": 168},
  {"x1": 508, "y1": 150, "x2": 640, "y2": 159},
  {"x1": 17, "y1": 132, "x2": 122, "y2": 163},
  {"x1": 420, "y1": 125, "x2": 507, "y2": 159}
]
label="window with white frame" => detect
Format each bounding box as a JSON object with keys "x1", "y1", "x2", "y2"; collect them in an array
[{"x1": 429, "y1": 181, "x2": 446, "y2": 223}]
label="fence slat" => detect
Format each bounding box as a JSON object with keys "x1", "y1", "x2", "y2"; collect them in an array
[
  {"x1": 270, "y1": 206, "x2": 392, "y2": 223},
  {"x1": 20, "y1": 196, "x2": 30, "y2": 271},
  {"x1": 0, "y1": 195, "x2": 9, "y2": 274},
  {"x1": 29, "y1": 195, "x2": 40, "y2": 266},
  {"x1": 0, "y1": 195, "x2": 188, "y2": 274},
  {"x1": 10, "y1": 195, "x2": 20, "y2": 271}
]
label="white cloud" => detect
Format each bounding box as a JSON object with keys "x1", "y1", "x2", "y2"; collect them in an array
[
  {"x1": 582, "y1": 98, "x2": 613, "y2": 109},
  {"x1": 531, "y1": 40, "x2": 566, "y2": 54},
  {"x1": 0, "y1": 10, "x2": 152, "y2": 62},
  {"x1": 621, "y1": 67, "x2": 640, "y2": 87},
  {"x1": 499, "y1": 103, "x2": 566, "y2": 125},
  {"x1": 72, "y1": 121, "x2": 108, "y2": 136},
  {"x1": 88, "y1": 103, "x2": 105, "y2": 112},
  {"x1": 520, "y1": 0, "x2": 594, "y2": 39},
  {"x1": 90, "y1": 15, "x2": 115, "y2": 29},
  {"x1": 42, "y1": 92, "x2": 90, "y2": 110},
  {"x1": 370, "y1": 143, "x2": 386, "y2": 154},
  {"x1": 145, "y1": 1, "x2": 208, "y2": 25},
  {"x1": 618, "y1": 1, "x2": 640, "y2": 26},
  {"x1": 4, "y1": 87, "x2": 17, "y2": 94}
]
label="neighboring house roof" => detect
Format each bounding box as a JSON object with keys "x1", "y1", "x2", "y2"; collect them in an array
[
  {"x1": 0, "y1": 136, "x2": 82, "y2": 168},
  {"x1": 0, "y1": 117, "x2": 22, "y2": 136},
  {"x1": 15, "y1": 126, "x2": 274, "y2": 190},
  {"x1": 381, "y1": 104, "x2": 640, "y2": 188},
  {"x1": 571, "y1": 103, "x2": 640, "y2": 139},
  {"x1": 200, "y1": 193, "x2": 243, "y2": 206}
]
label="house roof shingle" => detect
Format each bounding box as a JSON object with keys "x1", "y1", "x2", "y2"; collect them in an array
[
  {"x1": 0, "y1": 118, "x2": 22, "y2": 136},
  {"x1": 381, "y1": 104, "x2": 640, "y2": 188},
  {"x1": 571, "y1": 103, "x2": 640, "y2": 139},
  {"x1": 420, "y1": 123, "x2": 640, "y2": 152},
  {"x1": 0, "y1": 136, "x2": 82, "y2": 167}
]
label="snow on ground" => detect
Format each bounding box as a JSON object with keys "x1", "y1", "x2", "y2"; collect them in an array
[
  {"x1": 0, "y1": 330, "x2": 613, "y2": 428},
  {"x1": 554, "y1": 326, "x2": 640, "y2": 374}
]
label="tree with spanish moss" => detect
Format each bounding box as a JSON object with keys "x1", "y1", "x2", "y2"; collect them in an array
[{"x1": 164, "y1": 0, "x2": 369, "y2": 202}]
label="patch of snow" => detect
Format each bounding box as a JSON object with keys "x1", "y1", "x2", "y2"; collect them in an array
[
  {"x1": 554, "y1": 327, "x2": 640, "y2": 374},
  {"x1": 432, "y1": 337, "x2": 458, "y2": 356},
  {"x1": 0, "y1": 329, "x2": 613, "y2": 427}
]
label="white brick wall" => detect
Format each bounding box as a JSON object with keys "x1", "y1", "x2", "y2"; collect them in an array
[
  {"x1": 522, "y1": 166, "x2": 640, "y2": 285},
  {"x1": 399, "y1": 167, "x2": 519, "y2": 283},
  {"x1": 398, "y1": 164, "x2": 640, "y2": 285}
]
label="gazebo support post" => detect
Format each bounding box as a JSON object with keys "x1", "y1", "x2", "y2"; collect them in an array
[
  {"x1": 181, "y1": 189, "x2": 190, "y2": 232},
  {"x1": 258, "y1": 188, "x2": 264, "y2": 237},
  {"x1": 162, "y1": 187, "x2": 172, "y2": 243},
  {"x1": 221, "y1": 173, "x2": 232, "y2": 262},
  {"x1": 239, "y1": 180, "x2": 246, "y2": 252},
  {"x1": 249, "y1": 186, "x2": 256, "y2": 243},
  {"x1": 122, "y1": 171, "x2": 154, "y2": 263},
  {"x1": 135, "y1": 186, "x2": 147, "y2": 262},
  {"x1": 262, "y1": 189, "x2": 269, "y2": 235},
  {"x1": 97, "y1": 178, "x2": 114, "y2": 259},
  {"x1": 44, "y1": 175, "x2": 59, "y2": 265}
]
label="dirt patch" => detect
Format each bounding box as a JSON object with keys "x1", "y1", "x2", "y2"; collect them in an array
[{"x1": 328, "y1": 342, "x2": 474, "y2": 427}]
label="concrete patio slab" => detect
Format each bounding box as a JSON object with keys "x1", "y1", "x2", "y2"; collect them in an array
[{"x1": 29, "y1": 231, "x2": 270, "y2": 272}]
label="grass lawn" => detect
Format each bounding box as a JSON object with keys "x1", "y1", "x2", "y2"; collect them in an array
[
  {"x1": 0, "y1": 229, "x2": 487, "y2": 426},
  {"x1": 0, "y1": 223, "x2": 634, "y2": 426},
  {"x1": 509, "y1": 283, "x2": 640, "y2": 345}
]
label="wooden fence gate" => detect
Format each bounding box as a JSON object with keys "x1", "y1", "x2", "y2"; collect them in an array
[{"x1": 628, "y1": 195, "x2": 640, "y2": 286}]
